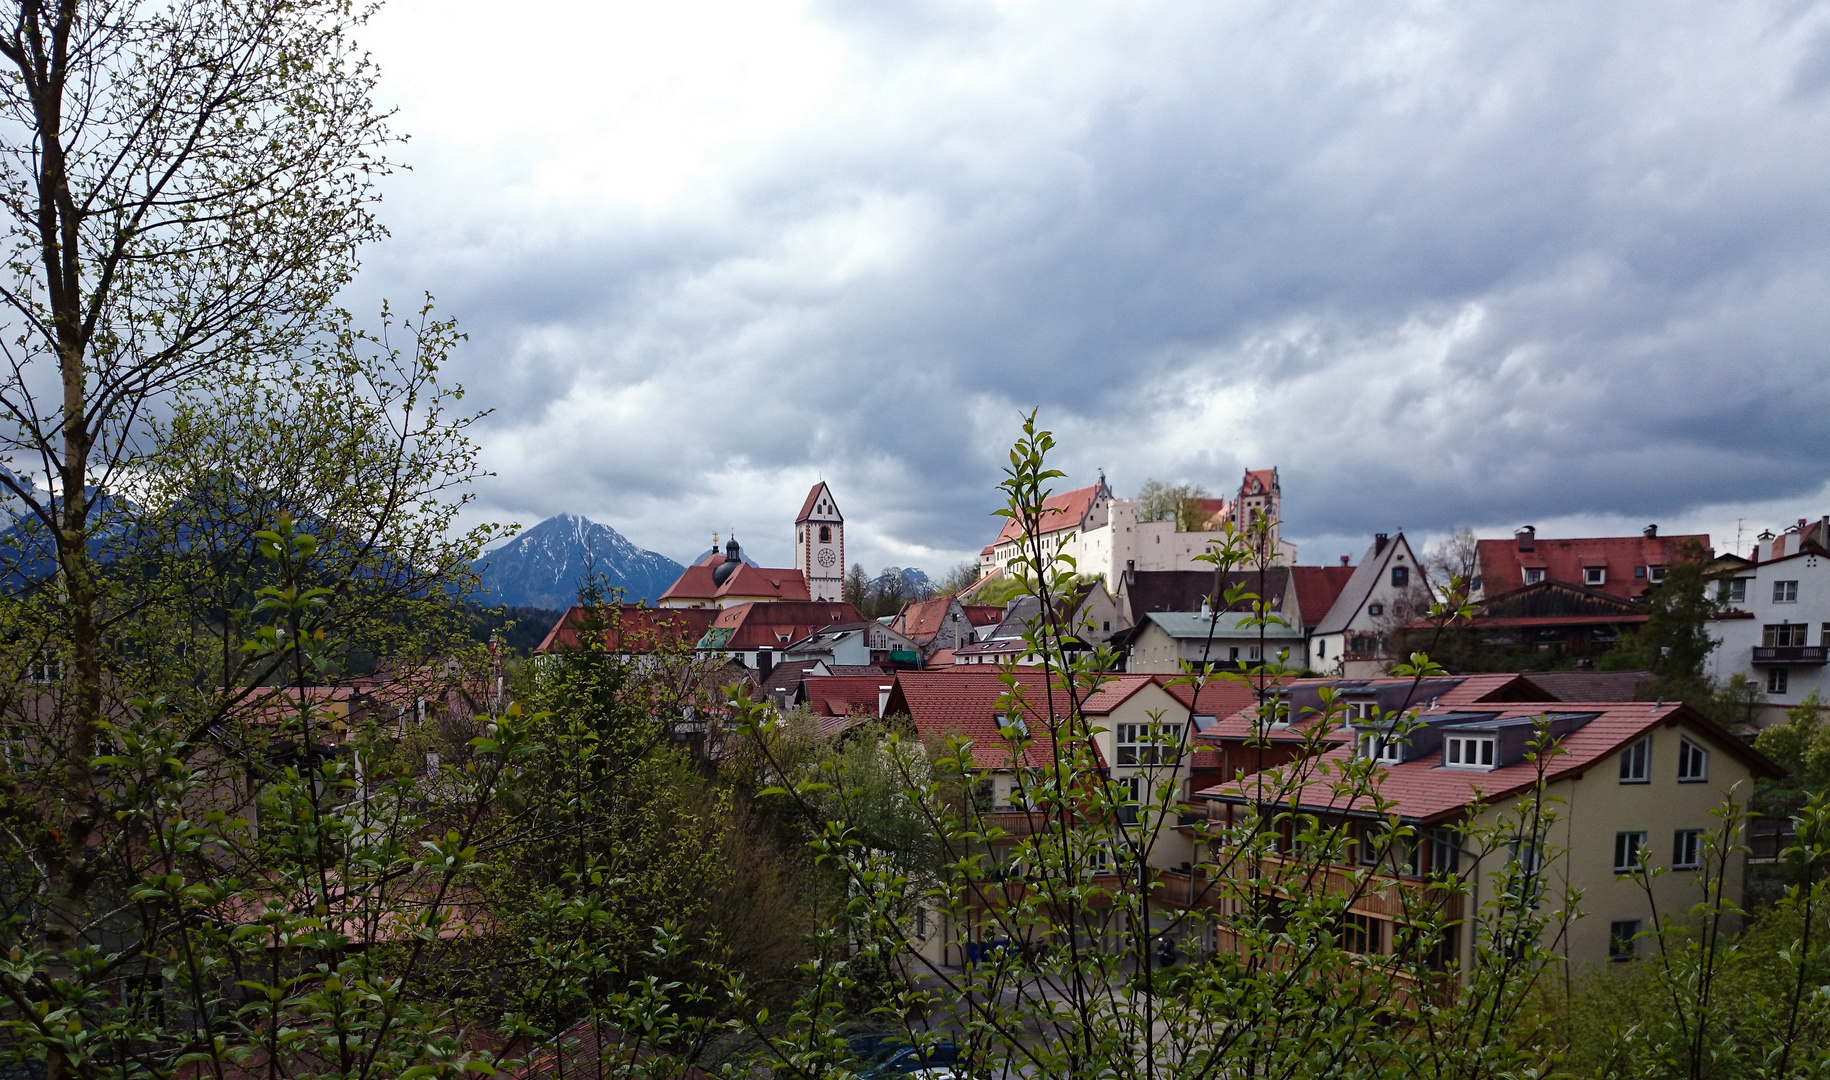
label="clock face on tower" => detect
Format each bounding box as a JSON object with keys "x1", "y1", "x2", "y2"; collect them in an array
[{"x1": 817, "y1": 547, "x2": 837, "y2": 568}]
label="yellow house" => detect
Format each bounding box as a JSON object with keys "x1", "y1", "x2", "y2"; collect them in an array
[{"x1": 1196, "y1": 699, "x2": 1780, "y2": 975}]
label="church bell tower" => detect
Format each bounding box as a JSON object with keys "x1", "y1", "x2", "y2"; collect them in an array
[{"x1": 795, "y1": 482, "x2": 845, "y2": 602}]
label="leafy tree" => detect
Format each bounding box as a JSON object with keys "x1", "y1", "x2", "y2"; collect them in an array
[
  {"x1": 932, "y1": 560, "x2": 982, "y2": 597},
  {"x1": 1758, "y1": 690, "x2": 1830, "y2": 794},
  {"x1": 843, "y1": 562, "x2": 869, "y2": 610},
  {"x1": 1137, "y1": 478, "x2": 1212, "y2": 531},
  {"x1": 1611, "y1": 539, "x2": 1720, "y2": 705},
  {"x1": 0, "y1": 0, "x2": 405, "y2": 974}
]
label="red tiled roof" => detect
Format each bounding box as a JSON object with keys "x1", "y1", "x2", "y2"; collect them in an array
[
  {"x1": 1192, "y1": 674, "x2": 1542, "y2": 746},
  {"x1": 803, "y1": 674, "x2": 894, "y2": 718},
  {"x1": 1476, "y1": 533, "x2": 1710, "y2": 601},
  {"x1": 989, "y1": 482, "x2": 1105, "y2": 546},
  {"x1": 894, "y1": 597, "x2": 957, "y2": 641},
  {"x1": 963, "y1": 605, "x2": 1005, "y2": 626},
  {"x1": 926, "y1": 648, "x2": 957, "y2": 668},
  {"x1": 796, "y1": 481, "x2": 836, "y2": 523},
  {"x1": 886, "y1": 669, "x2": 1144, "y2": 769},
  {"x1": 1241, "y1": 468, "x2": 1277, "y2": 496},
  {"x1": 1156, "y1": 675, "x2": 1287, "y2": 720},
  {"x1": 705, "y1": 601, "x2": 867, "y2": 650},
  {"x1": 535, "y1": 605, "x2": 718, "y2": 655},
  {"x1": 1196, "y1": 701, "x2": 1777, "y2": 823},
  {"x1": 659, "y1": 562, "x2": 811, "y2": 604},
  {"x1": 1289, "y1": 565, "x2": 1356, "y2": 627}
]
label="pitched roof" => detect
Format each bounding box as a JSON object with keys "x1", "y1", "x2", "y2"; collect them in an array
[
  {"x1": 1157, "y1": 676, "x2": 1288, "y2": 726},
  {"x1": 962, "y1": 605, "x2": 1006, "y2": 627},
  {"x1": 989, "y1": 482, "x2": 1107, "y2": 546},
  {"x1": 894, "y1": 597, "x2": 960, "y2": 642},
  {"x1": 696, "y1": 601, "x2": 868, "y2": 651},
  {"x1": 1314, "y1": 534, "x2": 1417, "y2": 636},
  {"x1": 1476, "y1": 532, "x2": 1710, "y2": 601},
  {"x1": 886, "y1": 669, "x2": 1146, "y2": 768},
  {"x1": 534, "y1": 605, "x2": 718, "y2": 655},
  {"x1": 1119, "y1": 569, "x2": 1291, "y2": 625},
  {"x1": 659, "y1": 562, "x2": 811, "y2": 604},
  {"x1": 1192, "y1": 673, "x2": 1544, "y2": 747},
  {"x1": 1240, "y1": 468, "x2": 1278, "y2": 496},
  {"x1": 802, "y1": 674, "x2": 894, "y2": 718},
  {"x1": 796, "y1": 481, "x2": 840, "y2": 523},
  {"x1": 1289, "y1": 565, "x2": 1356, "y2": 628},
  {"x1": 1196, "y1": 701, "x2": 1778, "y2": 823},
  {"x1": 1142, "y1": 610, "x2": 1306, "y2": 641},
  {"x1": 1519, "y1": 669, "x2": 1657, "y2": 702}
]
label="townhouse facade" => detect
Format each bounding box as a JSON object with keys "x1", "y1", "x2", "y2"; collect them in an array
[{"x1": 1706, "y1": 516, "x2": 1830, "y2": 726}]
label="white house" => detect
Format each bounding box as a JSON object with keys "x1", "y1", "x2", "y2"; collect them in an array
[
  {"x1": 1308, "y1": 533, "x2": 1429, "y2": 677},
  {"x1": 1705, "y1": 516, "x2": 1830, "y2": 727}
]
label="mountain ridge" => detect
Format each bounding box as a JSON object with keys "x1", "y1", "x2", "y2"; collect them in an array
[{"x1": 473, "y1": 514, "x2": 683, "y2": 609}]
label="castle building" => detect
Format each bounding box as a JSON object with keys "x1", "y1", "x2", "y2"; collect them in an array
[
  {"x1": 977, "y1": 467, "x2": 1296, "y2": 583},
  {"x1": 795, "y1": 481, "x2": 846, "y2": 602}
]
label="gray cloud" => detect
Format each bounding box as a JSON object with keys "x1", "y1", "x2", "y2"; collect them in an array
[{"x1": 354, "y1": 0, "x2": 1830, "y2": 569}]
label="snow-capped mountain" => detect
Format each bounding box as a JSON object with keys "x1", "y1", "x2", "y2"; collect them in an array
[{"x1": 473, "y1": 514, "x2": 683, "y2": 609}]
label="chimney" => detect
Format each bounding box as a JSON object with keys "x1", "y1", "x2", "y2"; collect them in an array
[
  {"x1": 1374, "y1": 533, "x2": 1389, "y2": 556},
  {"x1": 757, "y1": 648, "x2": 773, "y2": 680},
  {"x1": 1339, "y1": 555, "x2": 1350, "y2": 566},
  {"x1": 1799, "y1": 518, "x2": 1809, "y2": 531},
  {"x1": 1643, "y1": 524, "x2": 1657, "y2": 538},
  {"x1": 877, "y1": 684, "x2": 892, "y2": 716},
  {"x1": 1516, "y1": 525, "x2": 1536, "y2": 552}
]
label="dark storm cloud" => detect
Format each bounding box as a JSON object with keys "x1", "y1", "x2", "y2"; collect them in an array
[{"x1": 362, "y1": 0, "x2": 1830, "y2": 566}]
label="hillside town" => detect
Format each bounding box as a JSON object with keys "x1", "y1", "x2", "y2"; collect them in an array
[{"x1": 3, "y1": 3, "x2": 1829, "y2": 1079}]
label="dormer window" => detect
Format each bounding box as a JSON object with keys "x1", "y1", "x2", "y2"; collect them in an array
[
  {"x1": 1584, "y1": 566, "x2": 1606, "y2": 586},
  {"x1": 1648, "y1": 565, "x2": 1666, "y2": 584},
  {"x1": 1525, "y1": 568, "x2": 1545, "y2": 585},
  {"x1": 1444, "y1": 734, "x2": 1496, "y2": 770},
  {"x1": 1358, "y1": 733, "x2": 1402, "y2": 763}
]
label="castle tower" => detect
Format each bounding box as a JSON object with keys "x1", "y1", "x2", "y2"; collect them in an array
[
  {"x1": 795, "y1": 482, "x2": 845, "y2": 602},
  {"x1": 1230, "y1": 468, "x2": 1282, "y2": 553}
]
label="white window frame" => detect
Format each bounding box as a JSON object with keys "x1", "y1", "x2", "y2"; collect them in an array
[
  {"x1": 1444, "y1": 734, "x2": 1496, "y2": 770},
  {"x1": 1648, "y1": 565, "x2": 1666, "y2": 584},
  {"x1": 1775, "y1": 580, "x2": 1799, "y2": 603},
  {"x1": 1357, "y1": 732, "x2": 1401, "y2": 763},
  {"x1": 1672, "y1": 828, "x2": 1704, "y2": 870},
  {"x1": 1727, "y1": 578, "x2": 1747, "y2": 603},
  {"x1": 1116, "y1": 721, "x2": 1183, "y2": 766},
  {"x1": 1676, "y1": 736, "x2": 1709, "y2": 783},
  {"x1": 1769, "y1": 667, "x2": 1790, "y2": 695},
  {"x1": 1584, "y1": 566, "x2": 1606, "y2": 586},
  {"x1": 1614, "y1": 830, "x2": 1648, "y2": 873},
  {"x1": 1524, "y1": 568, "x2": 1545, "y2": 585},
  {"x1": 1619, "y1": 736, "x2": 1650, "y2": 783}
]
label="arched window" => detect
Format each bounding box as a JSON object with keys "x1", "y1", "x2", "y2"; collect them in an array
[{"x1": 819, "y1": 525, "x2": 832, "y2": 543}]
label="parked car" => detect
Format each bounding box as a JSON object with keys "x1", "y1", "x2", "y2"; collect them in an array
[{"x1": 862, "y1": 1043, "x2": 961, "y2": 1080}]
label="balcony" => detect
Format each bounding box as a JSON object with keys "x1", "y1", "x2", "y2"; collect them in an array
[{"x1": 1752, "y1": 645, "x2": 1828, "y2": 665}]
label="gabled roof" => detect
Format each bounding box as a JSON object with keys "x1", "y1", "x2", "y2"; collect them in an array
[
  {"x1": 796, "y1": 481, "x2": 841, "y2": 523},
  {"x1": 1192, "y1": 673, "x2": 1544, "y2": 746},
  {"x1": 886, "y1": 669, "x2": 1145, "y2": 768},
  {"x1": 1141, "y1": 611, "x2": 1305, "y2": 641},
  {"x1": 988, "y1": 481, "x2": 1108, "y2": 546},
  {"x1": 659, "y1": 562, "x2": 811, "y2": 604},
  {"x1": 962, "y1": 605, "x2": 1006, "y2": 627},
  {"x1": 1314, "y1": 534, "x2": 1418, "y2": 636},
  {"x1": 1289, "y1": 565, "x2": 1356, "y2": 628},
  {"x1": 893, "y1": 596, "x2": 962, "y2": 642},
  {"x1": 1240, "y1": 468, "x2": 1278, "y2": 496},
  {"x1": 535, "y1": 605, "x2": 718, "y2": 655},
  {"x1": 1476, "y1": 532, "x2": 1710, "y2": 601},
  {"x1": 1156, "y1": 676, "x2": 1289, "y2": 726},
  {"x1": 697, "y1": 601, "x2": 868, "y2": 651},
  {"x1": 1119, "y1": 569, "x2": 1290, "y2": 625},
  {"x1": 1520, "y1": 669, "x2": 1656, "y2": 702},
  {"x1": 1196, "y1": 701, "x2": 1778, "y2": 823}
]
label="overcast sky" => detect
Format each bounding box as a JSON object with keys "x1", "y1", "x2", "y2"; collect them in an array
[{"x1": 353, "y1": 0, "x2": 1830, "y2": 573}]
